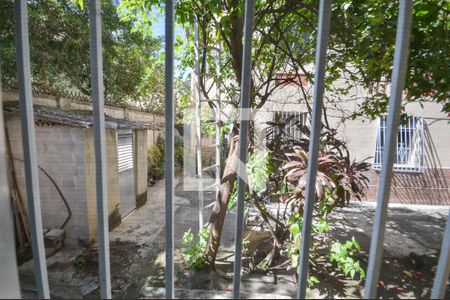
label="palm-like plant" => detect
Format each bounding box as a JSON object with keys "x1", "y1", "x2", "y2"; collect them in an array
[
  {"x1": 279, "y1": 117, "x2": 371, "y2": 208},
  {"x1": 282, "y1": 148, "x2": 338, "y2": 204},
  {"x1": 282, "y1": 144, "x2": 370, "y2": 207}
]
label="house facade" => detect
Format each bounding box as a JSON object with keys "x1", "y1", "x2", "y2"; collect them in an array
[
  {"x1": 260, "y1": 74, "x2": 450, "y2": 206},
  {"x1": 187, "y1": 68, "x2": 449, "y2": 206}
]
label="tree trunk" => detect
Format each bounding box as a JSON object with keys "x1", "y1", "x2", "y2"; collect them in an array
[{"x1": 203, "y1": 131, "x2": 239, "y2": 268}]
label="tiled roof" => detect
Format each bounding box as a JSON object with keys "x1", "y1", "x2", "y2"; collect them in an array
[{"x1": 4, "y1": 104, "x2": 159, "y2": 130}]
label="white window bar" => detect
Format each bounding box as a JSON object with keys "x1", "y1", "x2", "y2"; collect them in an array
[
  {"x1": 232, "y1": 0, "x2": 255, "y2": 298},
  {"x1": 194, "y1": 18, "x2": 204, "y2": 229},
  {"x1": 194, "y1": 18, "x2": 202, "y2": 178},
  {"x1": 364, "y1": 0, "x2": 414, "y2": 298},
  {"x1": 374, "y1": 116, "x2": 424, "y2": 173},
  {"x1": 296, "y1": 0, "x2": 332, "y2": 298},
  {"x1": 164, "y1": 0, "x2": 175, "y2": 298},
  {"x1": 271, "y1": 111, "x2": 309, "y2": 142},
  {"x1": 13, "y1": 0, "x2": 50, "y2": 298},
  {"x1": 0, "y1": 72, "x2": 21, "y2": 298},
  {"x1": 87, "y1": 1, "x2": 112, "y2": 298},
  {"x1": 214, "y1": 47, "x2": 221, "y2": 201},
  {"x1": 431, "y1": 211, "x2": 450, "y2": 299}
]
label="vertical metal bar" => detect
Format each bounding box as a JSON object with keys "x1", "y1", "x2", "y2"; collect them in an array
[
  {"x1": 414, "y1": 117, "x2": 417, "y2": 170},
  {"x1": 14, "y1": 0, "x2": 50, "y2": 298},
  {"x1": 194, "y1": 19, "x2": 204, "y2": 229},
  {"x1": 215, "y1": 48, "x2": 221, "y2": 196},
  {"x1": 194, "y1": 20, "x2": 203, "y2": 177},
  {"x1": 296, "y1": 1, "x2": 332, "y2": 298},
  {"x1": 165, "y1": 0, "x2": 175, "y2": 298},
  {"x1": 274, "y1": 112, "x2": 277, "y2": 141},
  {"x1": 406, "y1": 118, "x2": 410, "y2": 171},
  {"x1": 88, "y1": 1, "x2": 111, "y2": 298},
  {"x1": 364, "y1": 1, "x2": 413, "y2": 298},
  {"x1": 232, "y1": 0, "x2": 255, "y2": 298},
  {"x1": 410, "y1": 117, "x2": 414, "y2": 170},
  {"x1": 288, "y1": 111, "x2": 291, "y2": 138},
  {"x1": 431, "y1": 211, "x2": 450, "y2": 299},
  {"x1": 380, "y1": 119, "x2": 383, "y2": 166},
  {"x1": 382, "y1": 117, "x2": 386, "y2": 166},
  {"x1": 420, "y1": 118, "x2": 424, "y2": 170},
  {"x1": 375, "y1": 118, "x2": 380, "y2": 166},
  {"x1": 0, "y1": 67, "x2": 21, "y2": 299},
  {"x1": 376, "y1": 120, "x2": 380, "y2": 166},
  {"x1": 399, "y1": 119, "x2": 403, "y2": 166}
]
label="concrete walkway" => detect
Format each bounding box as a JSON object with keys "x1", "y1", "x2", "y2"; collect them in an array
[{"x1": 329, "y1": 202, "x2": 449, "y2": 257}]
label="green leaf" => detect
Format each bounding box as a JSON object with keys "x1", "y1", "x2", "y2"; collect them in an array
[
  {"x1": 352, "y1": 236, "x2": 361, "y2": 252},
  {"x1": 350, "y1": 269, "x2": 356, "y2": 280},
  {"x1": 257, "y1": 260, "x2": 269, "y2": 270},
  {"x1": 342, "y1": 2, "x2": 351, "y2": 11},
  {"x1": 290, "y1": 223, "x2": 300, "y2": 238}
]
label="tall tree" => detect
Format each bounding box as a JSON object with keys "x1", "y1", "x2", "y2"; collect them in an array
[{"x1": 0, "y1": 0, "x2": 165, "y2": 111}]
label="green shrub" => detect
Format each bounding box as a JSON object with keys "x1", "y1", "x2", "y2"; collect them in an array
[
  {"x1": 73, "y1": 254, "x2": 87, "y2": 268},
  {"x1": 148, "y1": 135, "x2": 184, "y2": 181},
  {"x1": 148, "y1": 135, "x2": 165, "y2": 180},
  {"x1": 180, "y1": 228, "x2": 209, "y2": 269},
  {"x1": 329, "y1": 237, "x2": 365, "y2": 280},
  {"x1": 228, "y1": 151, "x2": 273, "y2": 209}
]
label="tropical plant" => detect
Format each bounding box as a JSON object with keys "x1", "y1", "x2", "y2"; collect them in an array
[
  {"x1": 282, "y1": 148, "x2": 370, "y2": 207},
  {"x1": 232, "y1": 115, "x2": 369, "y2": 285},
  {"x1": 329, "y1": 237, "x2": 365, "y2": 280},
  {"x1": 180, "y1": 227, "x2": 209, "y2": 269}
]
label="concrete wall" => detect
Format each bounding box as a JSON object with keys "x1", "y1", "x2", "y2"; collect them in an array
[
  {"x1": 362, "y1": 114, "x2": 450, "y2": 205},
  {"x1": 2, "y1": 90, "x2": 163, "y2": 148},
  {"x1": 325, "y1": 87, "x2": 450, "y2": 205},
  {"x1": 134, "y1": 130, "x2": 148, "y2": 208},
  {"x1": 84, "y1": 128, "x2": 121, "y2": 242},
  {"x1": 5, "y1": 116, "x2": 90, "y2": 245}
]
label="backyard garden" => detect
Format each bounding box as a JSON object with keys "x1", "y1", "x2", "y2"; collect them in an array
[{"x1": 2, "y1": 0, "x2": 449, "y2": 298}]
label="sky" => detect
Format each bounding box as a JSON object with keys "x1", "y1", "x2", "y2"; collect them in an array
[
  {"x1": 151, "y1": 7, "x2": 185, "y2": 39},
  {"x1": 151, "y1": 7, "x2": 188, "y2": 76}
]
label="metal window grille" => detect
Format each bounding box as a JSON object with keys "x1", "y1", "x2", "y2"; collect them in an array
[
  {"x1": 2, "y1": 0, "x2": 449, "y2": 299},
  {"x1": 270, "y1": 111, "x2": 309, "y2": 142},
  {"x1": 374, "y1": 116, "x2": 424, "y2": 172}
]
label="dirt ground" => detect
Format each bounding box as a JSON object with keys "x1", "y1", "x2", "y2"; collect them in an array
[{"x1": 18, "y1": 177, "x2": 450, "y2": 299}]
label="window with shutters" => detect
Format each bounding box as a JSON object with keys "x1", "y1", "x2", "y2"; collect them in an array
[{"x1": 117, "y1": 131, "x2": 134, "y2": 173}]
